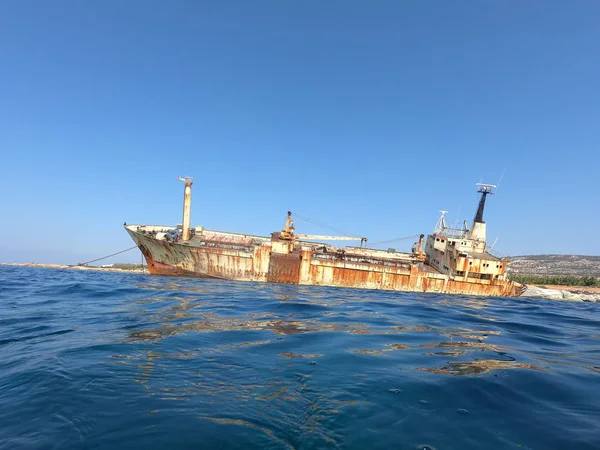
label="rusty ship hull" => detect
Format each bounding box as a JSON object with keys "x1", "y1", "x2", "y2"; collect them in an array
[{"x1": 125, "y1": 226, "x2": 522, "y2": 297}]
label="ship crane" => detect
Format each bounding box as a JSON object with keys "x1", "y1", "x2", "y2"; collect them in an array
[{"x1": 280, "y1": 211, "x2": 367, "y2": 246}]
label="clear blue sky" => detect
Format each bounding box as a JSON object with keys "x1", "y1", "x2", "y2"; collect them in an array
[{"x1": 1, "y1": 1, "x2": 599, "y2": 264}]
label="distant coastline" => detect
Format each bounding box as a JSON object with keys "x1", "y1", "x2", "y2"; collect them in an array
[{"x1": 0, "y1": 262, "x2": 147, "y2": 274}]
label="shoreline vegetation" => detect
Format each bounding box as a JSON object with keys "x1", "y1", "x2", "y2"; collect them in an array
[
  {"x1": 508, "y1": 273, "x2": 599, "y2": 288},
  {"x1": 2, "y1": 262, "x2": 599, "y2": 302}
]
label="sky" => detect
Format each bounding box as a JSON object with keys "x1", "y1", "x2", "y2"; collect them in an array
[{"x1": 1, "y1": 1, "x2": 599, "y2": 264}]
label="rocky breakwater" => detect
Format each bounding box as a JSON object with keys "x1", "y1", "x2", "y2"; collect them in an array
[{"x1": 523, "y1": 285, "x2": 600, "y2": 302}]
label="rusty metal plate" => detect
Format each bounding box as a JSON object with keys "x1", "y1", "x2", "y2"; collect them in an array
[{"x1": 267, "y1": 253, "x2": 302, "y2": 284}]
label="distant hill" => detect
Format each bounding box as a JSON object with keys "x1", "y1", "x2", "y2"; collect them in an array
[{"x1": 508, "y1": 255, "x2": 600, "y2": 277}]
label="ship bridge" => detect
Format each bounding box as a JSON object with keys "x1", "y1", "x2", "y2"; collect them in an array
[{"x1": 424, "y1": 184, "x2": 509, "y2": 282}]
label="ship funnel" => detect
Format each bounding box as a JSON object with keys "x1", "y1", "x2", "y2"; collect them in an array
[
  {"x1": 470, "y1": 183, "x2": 495, "y2": 242},
  {"x1": 177, "y1": 176, "x2": 194, "y2": 241}
]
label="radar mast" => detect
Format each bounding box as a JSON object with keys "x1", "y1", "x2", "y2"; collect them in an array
[{"x1": 473, "y1": 183, "x2": 496, "y2": 223}]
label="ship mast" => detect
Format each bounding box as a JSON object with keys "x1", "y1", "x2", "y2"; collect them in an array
[
  {"x1": 469, "y1": 183, "x2": 495, "y2": 243},
  {"x1": 433, "y1": 210, "x2": 448, "y2": 234},
  {"x1": 474, "y1": 183, "x2": 495, "y2": 223},
  {"x1": 177, "y1": 176, "x2": 194, "y2": 241}
]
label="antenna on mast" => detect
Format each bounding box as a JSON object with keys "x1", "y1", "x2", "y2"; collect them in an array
[
  {"x1": 489, "y1": 237, "x2": 499, "y2": 251},
  {"x1": 452, "y1": 206, "x2": 461, "y2": 236},
  {"x1": 496, "y1": 168, "x2": 507, "y2": 193},
  {"x1": 476, "y1": 183, "x2": 496, "y2": 194},
  {"x1": 434, "y1": 210, "x2": 448, "y2": 234}
]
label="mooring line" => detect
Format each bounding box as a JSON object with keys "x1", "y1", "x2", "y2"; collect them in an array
[{"x1": 78, "y1": 246, "x2": 138, "y2": 266}]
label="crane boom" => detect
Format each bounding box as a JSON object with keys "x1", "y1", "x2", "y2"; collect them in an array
[
  {"x1": 277, "y1": 212, "x2": 367, "y2": 246},
  {"x1": 295, "y1": 234, "x2": 366, "y2": 242}
]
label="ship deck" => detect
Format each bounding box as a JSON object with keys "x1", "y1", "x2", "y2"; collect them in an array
[{"x1": 127, "y1": 224, "x2": 425, "y2": 267}]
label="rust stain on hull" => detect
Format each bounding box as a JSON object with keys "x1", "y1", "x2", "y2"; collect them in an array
[
  {"x1": 142, "y1": 248, "x2": 219, "y2": 278},
  {"x1": 126, "y1": 228, "x2": 522, "y2": 297},
  {"x1": 267, "y1": 253, "x2": 302, "y2": 284}
]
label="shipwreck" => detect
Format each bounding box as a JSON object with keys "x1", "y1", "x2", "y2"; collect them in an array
[{"x1": 125, "y1": 178, "x2": 523, "y2": 297}]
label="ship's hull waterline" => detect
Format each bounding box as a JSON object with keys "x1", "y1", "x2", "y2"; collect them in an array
[{"x1": 126, "y1": 227, "x2": 522, "y2": 297}]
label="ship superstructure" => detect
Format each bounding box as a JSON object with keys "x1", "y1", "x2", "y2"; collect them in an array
[{"x1": 425, "y1": 183, "x2": 510, "y2": 284}]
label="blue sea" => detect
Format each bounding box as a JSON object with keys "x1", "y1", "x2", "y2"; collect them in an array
[{"x1": 1, "y1": 266, "x2": 599, "y2": 449}]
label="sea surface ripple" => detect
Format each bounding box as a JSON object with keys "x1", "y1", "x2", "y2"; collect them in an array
[{"x1": 1, "y1": 266, "x2": 599, "y2": 449}]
